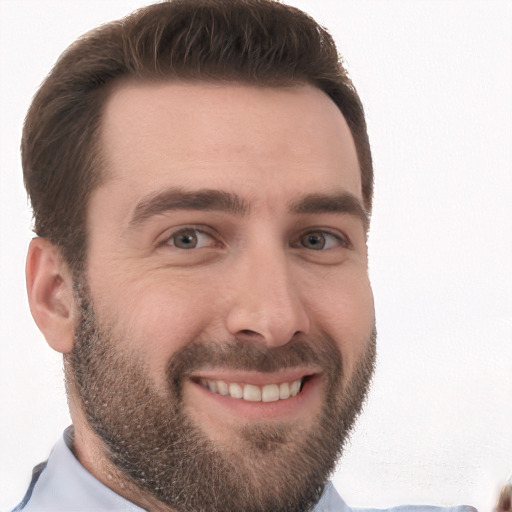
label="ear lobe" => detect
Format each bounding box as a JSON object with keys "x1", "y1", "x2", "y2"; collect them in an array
[{"x1": 26, "y1": 237, "x2": 77, "y2": 354}]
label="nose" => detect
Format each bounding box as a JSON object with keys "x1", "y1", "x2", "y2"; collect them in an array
[{"x1": 225, "y1": 248, "x2": 310, "y2": 347}]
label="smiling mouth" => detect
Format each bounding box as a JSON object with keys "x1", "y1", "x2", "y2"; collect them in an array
[{"x1": 196, "y1": 377, "x2": 306, "y2": 402}]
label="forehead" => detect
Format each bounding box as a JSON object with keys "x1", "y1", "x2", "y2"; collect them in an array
[{"x1": 97, "y1": 80, "x2": 362, "y2": 209}]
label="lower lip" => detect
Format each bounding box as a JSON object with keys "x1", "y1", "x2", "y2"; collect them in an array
[{"x1": 187, "y1": 375, "x2": 323, "y2": 420}]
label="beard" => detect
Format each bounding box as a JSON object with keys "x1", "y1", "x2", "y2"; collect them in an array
[{"x1": 65, "y1": 281, "x2": 376, "y2": 512}]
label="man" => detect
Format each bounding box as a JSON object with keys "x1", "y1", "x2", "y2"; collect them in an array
[{"x1": 11, "y1": 1, "x2": 477, "y2": 511}]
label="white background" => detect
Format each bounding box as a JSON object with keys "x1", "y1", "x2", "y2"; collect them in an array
[{"x1": 1, "y1": 1, "x2": 511, "y2": 510}]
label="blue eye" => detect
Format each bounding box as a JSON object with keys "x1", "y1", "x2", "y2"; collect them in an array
[
  {"x1": 301, "y1": 232, "x2": 326, "y2": 250},
  {"x1": 169, "y1": 228, "x2": 212, "y2": 249},
  {"x1": 299, "y1": 231, "x2": 346, "y2": 250}
]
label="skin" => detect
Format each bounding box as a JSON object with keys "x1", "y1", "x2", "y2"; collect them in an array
[{"x1": 27, "y1": 81, "x2": 375, "y2": 510}]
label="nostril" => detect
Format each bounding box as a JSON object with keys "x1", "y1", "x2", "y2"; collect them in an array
[{"x1": 237, "y1": 329, "x2": 262, "y2": 339}]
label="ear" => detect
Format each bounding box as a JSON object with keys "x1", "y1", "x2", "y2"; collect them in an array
[{"x1": 26, "y1": 237, "x2": 77, "y2": 354}]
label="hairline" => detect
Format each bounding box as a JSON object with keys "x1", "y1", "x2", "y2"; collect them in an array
[
  {"x1": 87, "y1": 76, "x2": 366, "y2": 263},
  {"x1": 76, "y1": 76, "x2": 368, "y2": 270}
]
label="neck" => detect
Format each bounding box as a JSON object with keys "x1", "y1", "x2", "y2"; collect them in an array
[{"x1": 69, "y1": 399, "x2": 177, "y2": 512}]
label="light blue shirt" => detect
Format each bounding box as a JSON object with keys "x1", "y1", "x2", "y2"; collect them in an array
[{"x1": 12, "y1": 428, "x2": 477, "y2": 512}]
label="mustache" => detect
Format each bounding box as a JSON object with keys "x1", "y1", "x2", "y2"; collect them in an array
[{"x1": 166, "y1": 335, "x2": 343, "y2": 385}]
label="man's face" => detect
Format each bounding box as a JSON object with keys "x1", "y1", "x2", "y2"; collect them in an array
[{"x1": 68, "y1": 82, "x2": 376, "y2": 511}]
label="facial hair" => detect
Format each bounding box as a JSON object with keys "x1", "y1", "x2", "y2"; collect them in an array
[{"x1": 66, "y1": 281, "x2": 376, "y2": 512}]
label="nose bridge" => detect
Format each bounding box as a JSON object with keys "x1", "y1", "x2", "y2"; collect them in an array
[{"x1": 225, "y1": 242, "x2": 310, "y2": 346}]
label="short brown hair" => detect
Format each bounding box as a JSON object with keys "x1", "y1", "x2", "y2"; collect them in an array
[{"x1": 22, "y1": 0, "x2": 373, "y2": 269}]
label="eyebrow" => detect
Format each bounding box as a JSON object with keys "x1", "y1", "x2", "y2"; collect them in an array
[
  {"x1": 289, "y1": 192, "x2": 369, "y2": 228},
  {"x1": 128, "y1": 187, "x2": 368, "y2": 229},
  {"x1": 129, "y1": 188, "x2": 249, "y2": 227}
]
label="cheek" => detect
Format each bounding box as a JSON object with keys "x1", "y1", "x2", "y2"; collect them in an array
[
  {"x1": 307, "y1": 271, "x2": 375, "y2": 372},
  {"x1": 89, "y1": 272, "x2": 222, "y2": 381}
]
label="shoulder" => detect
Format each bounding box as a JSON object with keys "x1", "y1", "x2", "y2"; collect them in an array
[
  {"x1": 351, "y1": 506, "x2": 478, "y2": 512},
  {"x1": 10, "y1": 429, "x2": 145, "y2": 512},
  {"x1": 317, "y1": 483, "x2": 477, "y2": 512},
  {"x1": 9, "y1": 462, "x2": 47, "y2": 512}
]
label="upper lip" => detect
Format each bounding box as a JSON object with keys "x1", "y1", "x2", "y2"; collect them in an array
[{"x1": 190, "y1": 368, "x2": 320, "y2": 386}]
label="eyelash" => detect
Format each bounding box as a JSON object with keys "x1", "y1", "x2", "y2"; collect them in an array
[
  {"x1": 295, "y1": 230, "x2": 350, "y2": 251},
  {"x1": 159, "y1": 227, "x2": 218, "y2": 250},
  {"x1": 158, "y1": 226, "x2": 351, "y2": 251}
]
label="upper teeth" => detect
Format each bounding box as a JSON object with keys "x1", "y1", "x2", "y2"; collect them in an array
[{"x1": 199, "y1": 378, "x2": 303, "y2": 402}]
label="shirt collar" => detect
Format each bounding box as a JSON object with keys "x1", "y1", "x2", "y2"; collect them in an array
[
  {"x1": 21, "y1": 427, "x2": 144, "y2": 512},
  {"x1": 20, "y1": 427, "x2": 350, "y2": 512}
]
